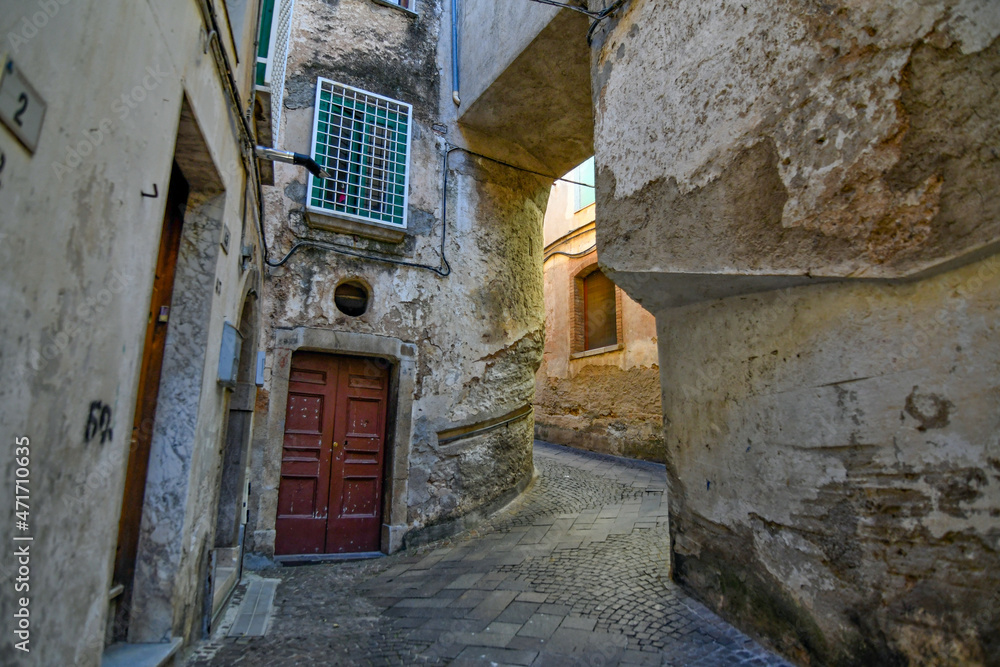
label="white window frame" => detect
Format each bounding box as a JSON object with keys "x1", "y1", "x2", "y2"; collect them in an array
[
  {"x1": 306, "y1": 78, "x2": 413, "y2": 232},
  {"x1": 573, "y1": 156, "x2": 596, "y2": 212},
  {"x1": 371, "y1": 0, "x2": 418, "y2": 15},
  {"x1": 256, "y1": 0, "x2": 283, "y2": 88},
  {"x1": 261, "y1": 7, "x2": 281, "y2": 86}
]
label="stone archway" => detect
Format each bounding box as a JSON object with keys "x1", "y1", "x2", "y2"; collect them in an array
[{"x1": 248, "y1": 327, "x2": 417, "y2": 558}]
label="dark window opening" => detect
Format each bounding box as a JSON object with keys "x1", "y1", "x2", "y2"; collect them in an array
[{"x1": 334, "y1": 281, "x2": 370, "y2": 317}]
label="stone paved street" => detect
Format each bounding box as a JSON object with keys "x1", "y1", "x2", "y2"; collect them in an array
[{"x1": 186, "y1": 442, "x2": 794, "y2": 666}]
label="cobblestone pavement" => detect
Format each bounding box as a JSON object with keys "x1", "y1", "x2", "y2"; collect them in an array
[{"x1": 186, "y1": 442, "x2": 795, "y2": 667}]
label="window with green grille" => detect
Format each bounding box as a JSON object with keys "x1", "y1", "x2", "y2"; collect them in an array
[{"x1": 308, "y1": 79, "x2": 412, "y2": 228}]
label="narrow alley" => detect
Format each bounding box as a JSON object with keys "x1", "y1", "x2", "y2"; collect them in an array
[
  {"x1": 186, "y1": 442, "x2": 792, "y2": 667},
  {"x1": 4, "y1": 1, "x2": 997, "y2": 664}
]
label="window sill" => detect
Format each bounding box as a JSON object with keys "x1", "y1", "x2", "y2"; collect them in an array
[
  {"x1": 370, "y1": 0, "x2": 418, "y2": 16},
  {"x1": 305, "y1": 209, "x2": 407, "y2": 244},
  {"x1": 570, "y1": 343, "x2": 623, "y2": 360}
]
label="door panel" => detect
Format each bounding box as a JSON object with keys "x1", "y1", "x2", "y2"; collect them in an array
[
  {"x1": 275, "y1": 354, "x2": 389, "y2": 555},
  {"x1": 327, "y1": 358, "x2": 389, "y2": 553},
  {"x1": 274, "y1": 354, "x2": 336, "y2": 555}
]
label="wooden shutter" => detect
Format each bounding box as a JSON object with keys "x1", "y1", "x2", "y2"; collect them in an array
[{"x1": 583, "y1": 270, "x2": 617, "y2": 350}]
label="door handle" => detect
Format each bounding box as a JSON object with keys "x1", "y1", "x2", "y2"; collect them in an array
[{"x1": 333, "y1": 442, "x2": 339, "y2": 448}]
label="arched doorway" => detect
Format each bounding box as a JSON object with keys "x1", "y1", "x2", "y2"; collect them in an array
[{"x1": 209, "y1": 289, "x2": 259, "y2": 621}]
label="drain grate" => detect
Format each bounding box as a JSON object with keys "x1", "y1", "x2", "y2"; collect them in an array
[{"x1": 227, "y1": 579, "x2": 280, "y2": 637}]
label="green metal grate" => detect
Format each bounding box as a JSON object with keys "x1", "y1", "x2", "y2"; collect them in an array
[{"x1": 308, "y1": 80, "x2": 411, "y2": 228}]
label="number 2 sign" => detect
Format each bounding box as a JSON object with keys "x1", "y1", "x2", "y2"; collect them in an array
[{"x1": 0, "y1": 57, "x2": 46, "y2": 154}]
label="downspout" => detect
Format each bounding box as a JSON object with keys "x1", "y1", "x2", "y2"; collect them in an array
[{"x1": 451, "y1": 0, "x2": 460, "y2": 106}]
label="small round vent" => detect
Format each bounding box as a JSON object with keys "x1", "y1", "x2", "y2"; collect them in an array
[{"x1": 334, "y1": 281, "x2": 369, "y2": 317}]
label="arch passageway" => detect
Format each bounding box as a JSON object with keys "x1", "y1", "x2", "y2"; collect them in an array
[{"x1": 187, "y1": 443, "x2": 791, "y2": 666}]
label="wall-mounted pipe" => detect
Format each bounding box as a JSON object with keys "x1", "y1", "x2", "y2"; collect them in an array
[
  {"x1": 255, "y1": 146, "x2": 331, "y2": 179},
  {"x1": 451, "y1": 0, "x2": 460, "y2": 106}
]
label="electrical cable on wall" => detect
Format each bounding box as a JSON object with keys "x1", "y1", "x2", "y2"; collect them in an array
[
  {"x1": 266, "y1": 237, "x2": 452, "y2": 275},
  {"x1": 525, "y1": 0, "x2": 620, "y2": 19},
  {"x1": 448, "y1": 145, "x2": 595, "y2": 189},
  {"x1": 265, "y1": 146, "x2": 458, "y2": 276},
  {"x1": 544, "y1": 245, "x2": 598, "y2": 263},
  {"x1": 525, "y1": 0, "x2": 628, "y2": 43}
]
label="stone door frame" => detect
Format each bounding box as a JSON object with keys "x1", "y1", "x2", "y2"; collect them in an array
[{"x1": 257, "y1": 327, "x2": 416, "y2": 555}]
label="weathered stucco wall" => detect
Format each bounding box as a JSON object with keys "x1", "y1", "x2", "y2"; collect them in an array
[
  {"x1": 248, "y1": 0, "x2": 547, "y2": 557},
  {"x1": 0, "y1": 0, "x2": 264, "y2": 663},
  {"x1": 534, "y1": 185, "x2": 662, "y2": 461},
  {"x1": 458, "y1": 7, "x2": 594, "y2": 177},
  {"x1": 591, "y1": 1, "x2": 1000, "y2": 664},
  {"x1": 595, "y1": 0, "x2": 1000, "y2": 307},
  {"x1": 457, "y1": 0, "x2": 558, "y2": 112},
  {"x1": 659, "y1": 255, "x2": 999, "y2": 666}
]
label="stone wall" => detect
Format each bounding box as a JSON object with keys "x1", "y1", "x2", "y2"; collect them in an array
[
  {"x1": 591, "y1": 0, "x2": 1000, "y2": 664},
  {"x1": 247, "y1": 0, "x2": 547, "y2": 557},
  {"x1": 534, "y1": 363, "x2": 664, "y2": 461}
]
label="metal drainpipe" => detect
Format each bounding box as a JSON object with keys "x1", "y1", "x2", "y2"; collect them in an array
[{"x1": 451, "y1": 0, "x2": 460, "y2": 106}]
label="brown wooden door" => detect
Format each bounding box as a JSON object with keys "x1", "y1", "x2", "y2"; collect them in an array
[
  {"x1": 583, "y1": 269, "x2": 617, "y2": 350},
  {"x1": 275, "y1": 354, "x2": 389, "y2": 555},
  {"x1": 327, "y1": 357, "x2": 390, "y2": 552},
  {"x1": 111, "y1": 163, "x2": 188, "y2": 637}
]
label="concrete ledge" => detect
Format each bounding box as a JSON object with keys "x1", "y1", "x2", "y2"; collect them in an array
[
  {"x1": 369, "y1": 0, "x2": 418, "y2": 16},
  {"x1": 458, "y1": 7, "x2": 593, "y2": 176},
  {"x1": 611, "y1": 241, "x2": 1000, "y2": 313},
  {"x1": 569, "y1": 343, "x2": 623, "y2": 360},
  {"x1": 102, "y1": 638, "x2": 182, "y2": 667},
  {"x1": 305, "y1": 209, "x2": 407, "y2": 243},
  {"x1": 437, "y1": 404, "x2": 533, "y2": 446},
  {"x1": 404, "y1": 466, "x2": 537, "y2": 548}
]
